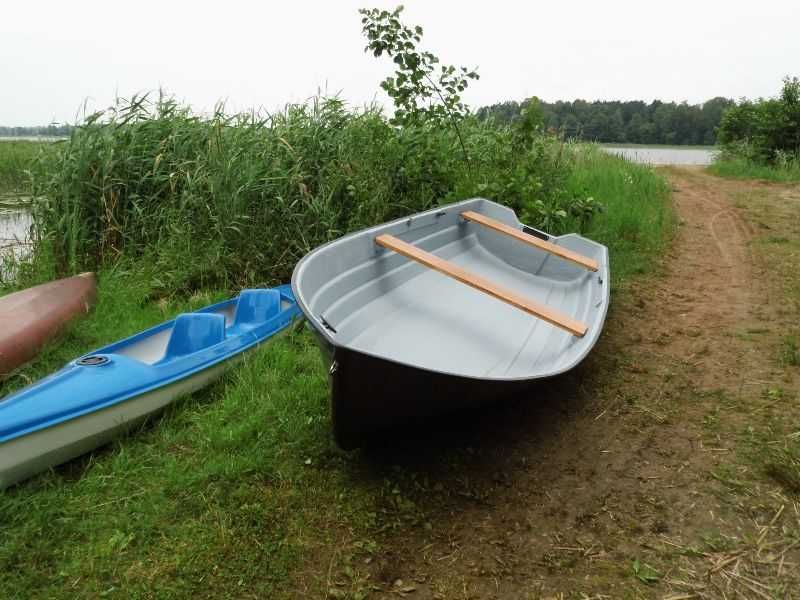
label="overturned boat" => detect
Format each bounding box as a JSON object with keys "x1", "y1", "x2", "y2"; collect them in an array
[
  {"x1": 0, "y1": 285, "x2": 299, "y2": 489},
  {"x1": 0, "y1": 273, "x2": 96, "y2": 379},
  {"x1": 292, "y1": 199, "x2": 610, "y2": 448}
]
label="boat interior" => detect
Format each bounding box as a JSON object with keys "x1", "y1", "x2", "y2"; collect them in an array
[{"x1": 294, "y1": 200, "x2": 609, "y2": 381}]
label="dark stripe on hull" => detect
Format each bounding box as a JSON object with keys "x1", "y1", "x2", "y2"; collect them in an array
[{"x1": 327, "y1": 344, "x2": 539, "y2": 450}]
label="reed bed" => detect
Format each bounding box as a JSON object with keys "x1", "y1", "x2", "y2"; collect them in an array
[{"x1": 27, "y1": 95, "x2": 639, "y2": 295}]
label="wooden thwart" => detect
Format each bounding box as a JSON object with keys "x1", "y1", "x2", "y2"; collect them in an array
[
  {"x1": 375, "y1": 234, "x2": 588, "y2": 337},
  {"x1": 460, "y1": 211, "x2": 599, "y2": 272}
]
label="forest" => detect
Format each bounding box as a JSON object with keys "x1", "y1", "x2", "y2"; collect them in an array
[
  {"x1": 710, "y1": 76, "x2": 800, "y2": 181},
  {"x1": 0, "y1": 124, "x2": 72, "y2": 138},
  {"x1": 478, "y1": 97, "x2": 734, "y2": 145}
]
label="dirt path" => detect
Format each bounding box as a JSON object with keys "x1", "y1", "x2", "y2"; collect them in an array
[{"x1": 327, "y1": 168, "x2": 800, "y2": 599}]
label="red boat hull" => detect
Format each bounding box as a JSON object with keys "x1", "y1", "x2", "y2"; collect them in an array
[{"x1": 0, "y1": 273, "x2": 96, "y2": 378}]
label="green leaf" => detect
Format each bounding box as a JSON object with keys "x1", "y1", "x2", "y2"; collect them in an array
[{"x1": 631, "y1": 559, "x2": 661, "y2": 584}]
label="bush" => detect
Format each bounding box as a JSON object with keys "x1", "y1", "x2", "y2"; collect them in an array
[{"x1": 717, "y1": 77, "x2": 800, "y2": 163}]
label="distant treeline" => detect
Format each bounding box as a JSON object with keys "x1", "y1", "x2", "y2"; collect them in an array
[
  {"x1": 477, "y1": 97, "x2": 735, "y2": 145},
  {"x1": 0, "y1": 125, "x2": 72, "y2": 138}
]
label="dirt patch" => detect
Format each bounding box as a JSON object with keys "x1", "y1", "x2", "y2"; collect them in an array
[{"x1": 306, "y1": 168, "x2": 800, "y2": 599}]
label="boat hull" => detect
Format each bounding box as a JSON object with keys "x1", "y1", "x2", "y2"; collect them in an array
[
  {"x1": 0, "y1": 273, "x2": 96, "y2": 378},
  {"x1": 327, "y1": 343, "x2": 536, "y2": 449},
  {"x1": 293, "y1": 198, "x2": 610, "y2": 448}
]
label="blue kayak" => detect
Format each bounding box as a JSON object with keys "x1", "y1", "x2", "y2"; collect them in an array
[{"x1": 0, "y1": 285, "x2": 300, "y2": 489}]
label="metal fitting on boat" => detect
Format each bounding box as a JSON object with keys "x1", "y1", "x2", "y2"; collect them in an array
[{"x1": 76, "y1": 355, "x2": 111, "y2": 367}]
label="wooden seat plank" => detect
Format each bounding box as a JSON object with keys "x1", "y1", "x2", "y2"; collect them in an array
[
  {"x1": 461, "y1": 210, "x2": 599, "y2": 271},
  {"x1": 375, "y1": 234, "x2": 588, "y2": 338}
]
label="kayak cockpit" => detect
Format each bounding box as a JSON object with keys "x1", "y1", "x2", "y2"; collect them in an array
[{"x1": 109, "y1": 289, "x2": 290, "y2": 366}]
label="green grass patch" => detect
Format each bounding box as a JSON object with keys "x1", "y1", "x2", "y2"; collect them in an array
[
  {"x1": 708, "y1": 156, "x2": 800, "y2": 182},
  {"x1": 763, "y1": 440, "x2": 800, "y2": 494},
  {"x1": 0, "y1": 140, "x2": 42, "y2": 194},
  {"x1": 738, "y1": 421, "x2": 800, "y2": 497},
  {"x1": 780, "y1": 336, "x2": 800, "y2": 367},
  {"x1": 566, "y1": 145, "x2": 673, "y2": 286}
]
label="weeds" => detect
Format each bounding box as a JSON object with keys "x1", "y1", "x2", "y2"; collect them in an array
[
  {"x1": 763, "y1": 439, "x2": 800, "y2": 494},
  {"x1": 779, "y1": 335, "x2": 800, "y2": 367},
  {"x1": 631, "y1": 558, "x2": 660, "y2": 584},
  {"x1": 742, "y1": 424, "x2": 800, "y2": 496}
]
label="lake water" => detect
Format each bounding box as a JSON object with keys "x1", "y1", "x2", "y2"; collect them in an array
[
  {"x1": 602, "y1": 146, "x2": 717, "y2": 166},
  {"x1": 0, "y1": 200, "x2": 33, "y2": 273}
]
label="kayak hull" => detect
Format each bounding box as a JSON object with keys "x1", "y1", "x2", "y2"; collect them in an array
[{"x1": 0, "y1": 362, "x2": 226, "y2": 489}]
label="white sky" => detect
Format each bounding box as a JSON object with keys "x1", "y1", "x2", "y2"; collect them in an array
[{"x1": 2, "y1": 0, "x2": 798, "y2": 126}]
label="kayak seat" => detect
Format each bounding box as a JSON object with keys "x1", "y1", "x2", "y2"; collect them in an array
[
  {"x1": 233, "y1": 289, "x2": 281, "y2": 327},
  {"x1": 163, "y1": 313, "x2": 226, "y2": 360}
]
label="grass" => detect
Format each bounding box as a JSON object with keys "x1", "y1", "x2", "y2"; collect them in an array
[
  {"x1": 763, "y1": 437, "x2": 800, "y2": 494},
  {"x1": 708, "y1": 155, "x2": 800, "y2": 182},
  {"x1": 0, "y1": 102, "x2": 675, "y2": 598},
  {"x1": 0, "y1": 140, "x2": 42, "y2": 194},
  {"x1": 738, "y1": 185, "x2": 800, "y2": 498},
  {"x1": 780, "y1": 336, "x2": 800, "y2": 367},
  {"x1": 565, "y1": 144, "x2": 673, "y2": 285}
]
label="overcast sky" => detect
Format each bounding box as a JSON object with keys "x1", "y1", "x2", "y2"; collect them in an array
[{"x1": 2, "y1": 0, "x2": 798, "y2": 126}]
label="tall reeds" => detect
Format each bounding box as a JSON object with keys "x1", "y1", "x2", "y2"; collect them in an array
[{"x1": 30, "y1": 95, "x2": 580, "y2": 293}]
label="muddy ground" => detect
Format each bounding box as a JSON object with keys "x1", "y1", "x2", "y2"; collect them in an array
[{"x1": 310, "y1": 168, "x2": 800, "y2": 599}]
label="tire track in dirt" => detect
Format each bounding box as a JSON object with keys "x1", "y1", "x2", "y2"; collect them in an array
[{"x1": 652, "y1": 168, "x2": 756, "y2": 389}]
